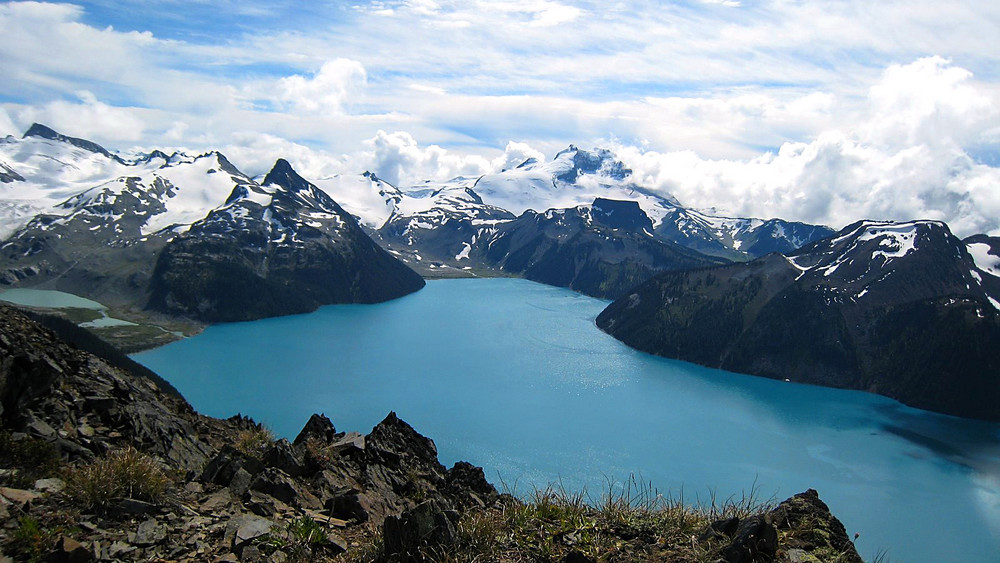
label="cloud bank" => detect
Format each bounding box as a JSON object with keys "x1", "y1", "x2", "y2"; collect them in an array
[{"x1": 0, "y1": 1, "x2": 997, "y2": 236}]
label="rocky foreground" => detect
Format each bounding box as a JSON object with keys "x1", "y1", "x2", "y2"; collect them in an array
[{"x1": 0, "y1": 303, "x2": 863, "y2": 561}]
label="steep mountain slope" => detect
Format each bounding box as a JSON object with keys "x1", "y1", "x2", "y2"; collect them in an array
[
  {"x1": 597, "y1": 220, "x2": 1000, "y2": 420},
  {"x1": 476, "y1": 198, "x2": 727, "y2": 299},
  {"x1": 148, "y1": 159, "x2": 425, "y2": 322}
]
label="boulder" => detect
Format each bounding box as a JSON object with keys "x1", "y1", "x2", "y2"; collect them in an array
[{"x1": 382, "y1": 500, "x2": 458, "y2": 561}]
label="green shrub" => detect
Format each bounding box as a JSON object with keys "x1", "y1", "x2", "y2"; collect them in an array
[
  {"x1": 64, "y1": 446, "x2": 168, "y2": 509},
  {"x1": 7, "y1": 516, "x2": 55, "y2": 563},
  {"x1": 0, "y1": 431, "x2": 62, "y2": 488}
]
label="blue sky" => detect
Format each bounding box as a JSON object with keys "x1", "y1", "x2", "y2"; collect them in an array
[{"x1": 1, "y1": 1, "x2": 999, "y2": 234}]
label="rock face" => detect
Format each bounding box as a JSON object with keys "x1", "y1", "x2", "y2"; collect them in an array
[
  {"x1": 598, "y1": 220, "x2": 1000, "y2": 420},
  {"x1": 0, "y1": 303, "x2": 212, "y2": 470},
  {"x1": 476, "y1": 198, "x2": 726, "y2": 299},
  {"x1": 148, "y1": 159, "x2": 425, "y2": 322}
]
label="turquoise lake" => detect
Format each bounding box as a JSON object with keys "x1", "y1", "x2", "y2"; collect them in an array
[{"x1": 134, "y1": 278, "x2": 1000, "y2": 562}]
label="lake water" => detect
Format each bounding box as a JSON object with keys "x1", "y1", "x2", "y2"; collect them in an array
[{"x1": 134, "y1": 278, "x2": 1000, "y2": 562}]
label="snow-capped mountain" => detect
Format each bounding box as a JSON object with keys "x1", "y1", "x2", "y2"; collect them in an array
[
  {"x1": 149, "y1": 159, "x2": 425, "y2": 322},
  {"x1": 597, "y1": 219, "x2": 1000, "y2": 420},
  {"x1": 0, "y1": 125, "x2": 423, "y2": 318},
  {"x1": 657, "y1": 207, "x2": 836, "y2": 260}
]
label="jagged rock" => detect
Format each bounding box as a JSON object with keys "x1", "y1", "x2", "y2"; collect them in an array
[
  {"x1": 229, "y1": 467, "x2": 255, "y2": 498},
  {"x1": 113, "y1": 498, "x2": 160, "y2": 516},
  {"x1": 382, "y1": 500, "x2": 458, "y2": 561},
  {"x1": 722, "y1": 515, "x2": 778, "y2": 563},
  {"x1": 769, "y1": 489, "x2": 862, "y2": 562},
  {"x1": 262, "y1": 439, "x2": 306, "y2": 477},
  {"x1": 446, "y1": 460, "x2": 498, "y2": 508},
  {"x1": 0, "y1": 305, "x2": 213, "y2": 469},
  {"x1": 293, "y1": 413, "x2": 337, "y2": 445},
  {"x1": 200, "y1": 445, "x2": 265, "y2": 487},
  {"x1": 0, "y1": 486, "x2": 40, "y2": 509},
  {"x1": 330, "y1": 431, "x2": 365, "y2": 455}
]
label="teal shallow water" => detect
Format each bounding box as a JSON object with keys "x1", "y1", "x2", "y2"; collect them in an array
[{"x1": 134, "y1": 278, "x2": 1000, "y2": 562}]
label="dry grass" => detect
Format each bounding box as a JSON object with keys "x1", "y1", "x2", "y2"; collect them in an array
[{"x1": 64, "y1": 446, "x2": 169, "y2": 509}]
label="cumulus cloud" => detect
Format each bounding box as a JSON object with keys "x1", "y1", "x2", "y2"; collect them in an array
[
  {"x1": 358, "y1": 130, "x2": 493, "y2": 186},
  {"x1": 277, "y1": 59, "x2": 368, "y2": 115},
  {"x1": 618, "y1": 58, "x2": 1000, "y2": 237},
  {"x1": 491, "y1": 141, "x2": 546, "y2": 172},
  {"x1": 12, "y1": 91, "x2": 147, "y2": 143}
]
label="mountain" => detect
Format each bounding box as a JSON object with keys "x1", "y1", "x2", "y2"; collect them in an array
[
  {"x1": 475, "y1": 197, "x2": 727, "y2": 299},
  {"x1": 597, "y1": 220, "x2": 1000, "y2": 420},
  {"x1": 148, "y1": 159, "x2": 425, "y2": 322},
  {"x1": 656, "y1": 207, "x2": 837, "y2": 260},
  {"x1": 0, "y1": 125, "x2": 424, "y2": 324},
  {"x1": 373, "y1": 178, "x2": 516, "y2": 275},
  {"x1": 0, "y1": 145, "x2": 249, "y2": 307}
]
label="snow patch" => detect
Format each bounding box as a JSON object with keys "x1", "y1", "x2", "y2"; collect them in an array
[{"x1": 968, "y1": 242, "x2": 1000, "y2": 277}]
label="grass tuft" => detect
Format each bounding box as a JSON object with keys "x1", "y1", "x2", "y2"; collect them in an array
[{"x1": 64, "y1": 446, "x2": 169, "y2": 509}]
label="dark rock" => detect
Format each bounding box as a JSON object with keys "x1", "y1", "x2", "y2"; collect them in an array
[
  {"x1": 328, "y1": 489, "x2": 370, "y2": 523},
  {"x1": 250, "y1": 468, "x2": 300, "y2": 505},
  {"x1": 112, "y1": 498, "x2": 160, "y2": 516},
  {"x1": 50, "y1": 535, "x2": 92, "y2": 562},
  {"x1": 561, "y1": 550, "x2": 597, "y2": 563},
  {"x1": 446, "y1": 460, "x2": 498, "y2": 507},
  {"x1": 225, "y1": 515, "x2": 274, "y2": 549},
  {"x1": 229, "y1": 468, "x2": 254, "y2": 498},
  {"x1": 768, "y1": 489, "x2": 862, "y2": 562},
  {"x1": 721, "y1": 515, "x2": 777, "y2": 563},
  {"x1": 200, "y1": 445, "x2": 265, "y2": 486},
  {"x1": 262, "y1": 439, "x2": 305, "y2": 477},
  {"x1": 293, "y1": 413, "x2": 337, "y2": 445},
  {"x1": 131, "y1": 519, "x2": 167, "y2": 546},
  {"x1": 700, "y1": 516, "x2": 740, "y2": 541},
  {"x1": 330, "y1": 431, "x2": 365, "y2": 455},
  {"x1": 382, "y1": 500, "x2": 458, "y2": 561}
]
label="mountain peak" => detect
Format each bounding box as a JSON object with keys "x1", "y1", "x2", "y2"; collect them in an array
[
  {"x1": 21, "y1": 123, "x2": 125, "y2": 164},
  {"x1": 263, "y1": 158, "x2": 312, "y2": 192},
  {"x1": 22, "y1": 123, "x2": 121, "y2": 162}
]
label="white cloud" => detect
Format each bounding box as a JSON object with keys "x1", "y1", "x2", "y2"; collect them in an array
[
  {"x1": 359, "y1": 130, "x2": 493, "y2": 186},
  {"x1": 617, "y1": 58, "x2": 1000, "y2": 237},
  {"x1": 277, "y1": 59, "x2": 368, "y2": 115},
  {"x1": 491, "y1": 141, "x2": 546, "y2": 172},
  {"x1": 12, "y1": 91, "x2": 147, "y2": 143},
  {"x1": 0, "y1": 108, "x2": 18, "y2": 137}
]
